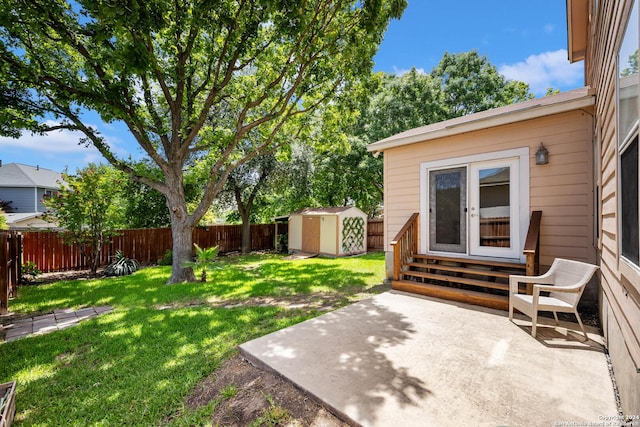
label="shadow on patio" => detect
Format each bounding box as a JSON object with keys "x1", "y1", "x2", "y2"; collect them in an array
[{"x1": 240, "y1": 291, "x2": 618, "y2": 427}]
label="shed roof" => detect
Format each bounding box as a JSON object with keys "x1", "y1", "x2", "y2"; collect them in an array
[
  {"x1": 367, "y1": 87, "x2": 595, "y2": 153},
  {"x1": 0, "y1": 163, "x2": 62, "y2": 189},
  {"x1": 290, "y1": 207, "x2": 359, "y2": 215}
]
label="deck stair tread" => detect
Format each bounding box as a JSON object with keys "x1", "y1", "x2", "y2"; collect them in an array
[
  {"x1": 397, "y1": 253, "x2": 528, "y2": 310},
  {"x1": 405, "y1": 262, "x2": 512, "y2": 279},
  {"x1": 401, "y1": 270, "x2": 509, "y2": 291},
  {"x1": 412, "y1": 253, "x2": 526, "y2": 270},
  {"x1": 392, "y1": 280, "x2": 509, "y2": 311}
]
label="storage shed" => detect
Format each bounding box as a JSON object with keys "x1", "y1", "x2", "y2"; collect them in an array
[{"x1": 288, "y1": 207, "x2": 368, "y2": 256}]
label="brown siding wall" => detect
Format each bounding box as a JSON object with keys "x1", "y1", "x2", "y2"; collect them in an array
[
  {"x1": 383, "y1": 110, "x2": 595, "y2": 268},
  {"x1": 588, "y1": 0, "x2": 640, "y2": 412}
]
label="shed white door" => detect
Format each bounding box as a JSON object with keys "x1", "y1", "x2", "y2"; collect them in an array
[{"x1": 302, "y1": 216, "x2": 321, "y2": 253}]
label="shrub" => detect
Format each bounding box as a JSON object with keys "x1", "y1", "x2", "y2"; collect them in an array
[
  {"x1": 21, "y1": 261, "x2": 41, "y2": 283},
  {"x1": 157, "y1": 249, "x2": 172, "y2": 266},
  {"x1": 182, "y1": 244, "x2": 218, "y2": 282},
  {"x1": 104, "y1": 250, "x2": 140, "y2": 277}
]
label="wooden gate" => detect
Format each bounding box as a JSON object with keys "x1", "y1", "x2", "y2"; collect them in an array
[{"x1": 0, "y1": 231, "x2": 22, "y2": 314}]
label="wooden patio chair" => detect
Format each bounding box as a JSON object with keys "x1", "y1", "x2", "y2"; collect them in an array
[{"x1": 508, "y1": 258, "x2": 599, "y2": 339}]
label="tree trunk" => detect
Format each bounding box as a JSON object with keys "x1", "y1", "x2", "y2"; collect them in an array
[
  {"x1": 241, "y1": 216, "x2": 251, "y2": 254},
  {"x1": 168, "y1": 212, "x2": 196, "y2": 283},
  {"x1": 234, "y1": 187, "x2": 253, "y2": 254},
  {"x1": 165, "y1": 180, "x2": 196, "y2": 283}
]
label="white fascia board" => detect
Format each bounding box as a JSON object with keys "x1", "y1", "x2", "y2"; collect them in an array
[{"x1": 367, "y1": 95, "x2": 595, "y2": 153}]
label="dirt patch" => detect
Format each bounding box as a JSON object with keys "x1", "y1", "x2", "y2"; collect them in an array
[{"x1": 182, "y1": 355, "x2": 350, "y2": 426}]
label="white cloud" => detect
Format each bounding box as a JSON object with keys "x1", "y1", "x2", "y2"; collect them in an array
[
  {"x1": 499, "y1": 49, "x2": 584, "y2": 96},
  {"x1": 0, "y1": 121, "x2": 127, "y2": 157},
  {"x1": 392, "y1": 66, "x2": 427, "y2": 76},
  {"x1": 544, "y1": 24, "x2": 555, "y2": 34}
]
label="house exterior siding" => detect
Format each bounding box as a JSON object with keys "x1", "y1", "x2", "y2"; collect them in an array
[
  {"x1": 0, "y1": 187, "x2": 37, "y2": 212},
  {"x1": 587, "y1": 0, "x2": 640, "y2": 413},
  {"x1": 383, "y1": 110, "x2": 595, "y2": 268},
  {"x1": 0, "y1": 187, "x2": 52, "y2": 213}
]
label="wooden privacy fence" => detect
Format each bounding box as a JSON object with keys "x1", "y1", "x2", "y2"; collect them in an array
[
  {"x1": 367, "y1": 219, "x2": 384, "y2": 251},
  {"x1": 0, "y1": 231, "x2": 22, "y2": 314},
  {"x1": 22, "y1": 219, "x2": 383, "y2": 274},
  {"x1": 23, "y1": 224, "x2": 285, "y2": 273}
]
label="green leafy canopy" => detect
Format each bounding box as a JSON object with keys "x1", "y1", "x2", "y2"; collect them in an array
[{"x1": 0, "y1": 0, "x2": 406, "y2": 282}]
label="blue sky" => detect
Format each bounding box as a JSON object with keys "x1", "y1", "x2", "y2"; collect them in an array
[{"x1": 0, "y1": 1, "x2": 584, "y2": 174}]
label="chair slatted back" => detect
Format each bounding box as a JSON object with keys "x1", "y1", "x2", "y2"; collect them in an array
[{"x1": 549, "y1": 258, "x2": 599, "y2": 305}]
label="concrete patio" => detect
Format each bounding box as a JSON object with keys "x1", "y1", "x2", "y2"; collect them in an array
[{"x1": 240, "y1": 291, "x2": 619, "y2": 427}]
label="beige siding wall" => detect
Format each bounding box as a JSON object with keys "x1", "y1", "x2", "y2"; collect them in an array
[
  {"x1": 588, "y1": 0, "x2": 640, "y2": 413},
  {"x1": 383, "y1": 110, "x2": 595, "y2": 268},
  {"x1": 288, "y1": 215, "x2": 303, "y2": 251}
]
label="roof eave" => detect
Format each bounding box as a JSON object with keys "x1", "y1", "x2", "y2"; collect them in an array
[
  {"x1": 567, "y1": 0, "x2": 589, "y2": 63},
  {"x1": 367, "y1": 93, "x2": 595, "y2": 152}
]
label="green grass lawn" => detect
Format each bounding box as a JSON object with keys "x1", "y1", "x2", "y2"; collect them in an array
[{"x1": 0, "y1": 252, "x2": 385, "y2": 426}]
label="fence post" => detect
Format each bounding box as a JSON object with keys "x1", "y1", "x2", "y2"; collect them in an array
[
  {"x1": 0, "y1": 232, "x2": 8, "y2": 314},
  {"x1": 9, "y1": 232, "x2": 21, "y2": 297}
]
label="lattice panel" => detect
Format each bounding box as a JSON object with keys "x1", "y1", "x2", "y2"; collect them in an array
[{"x1": 342, "y1": 216, "x2": 365, "y2": 253}]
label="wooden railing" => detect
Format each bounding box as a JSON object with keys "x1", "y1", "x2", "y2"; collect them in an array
[
  {"x1": 390, "y1": 213, "x2": 419, "y2": 281},
  {"x1": 523, "y1": 210, "x2": 542, "y2": 294},
  {"x1": 0, "y1": 231, "x2": 22, "y2": 314}
]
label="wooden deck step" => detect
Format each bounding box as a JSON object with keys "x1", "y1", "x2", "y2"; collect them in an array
[
  {"x1": 405, "y1": 262, "x2": 512, "y2": 279},
  {"x1": 401, "y1": 270, "x2": 509, "y2": 292},
  {"x1": 412, "y1": 253, "x2": 526, "y2": 271},
  {"x1": 392, "y1": 280, "x2": 509, "y2": 311}
]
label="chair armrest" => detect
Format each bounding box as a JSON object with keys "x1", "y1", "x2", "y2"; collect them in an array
[
  {"x1": 509, "y1": 274, "x2": 554, "y2": 294},
  {"x1": 533, "y1": 283, "x2": 583, "y2": 293}
]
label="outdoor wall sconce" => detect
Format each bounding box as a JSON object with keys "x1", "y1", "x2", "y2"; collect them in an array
[{"x1": 536, "y1": 143, "x2": 549, "y2": 165}]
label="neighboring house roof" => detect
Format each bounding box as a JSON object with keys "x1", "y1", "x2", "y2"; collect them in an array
[
  {"x1": 367, "y1": 87, "x2": 596, "y2": 153},
  {"x1": 5, "y1": 212, "x2": 58, "y2": 229},
  {"x1": 480, "y1": 168, "x2": 510, "y2": 185},
  {"x1": 5, "y1": 212, "x2": 43, "y2": 223},
  {"x1": 0, "y1": 163, "x2": 62, "y2": 189},
  {"x1": 290, "y1": 207, "x2": 358, "y2": 215}
]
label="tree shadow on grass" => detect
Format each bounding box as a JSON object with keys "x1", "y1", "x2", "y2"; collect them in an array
[
  {"x1": 9, "y1": 253, "x2": 384, "y2": 315},
  {"x1": 0, "y1": 305, "x2": 311, "y2": 426}
]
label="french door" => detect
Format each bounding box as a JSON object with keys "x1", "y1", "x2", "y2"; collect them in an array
[
  {"x1": 427, "y1": 157, "x2": 520, "y2": 259},
  {"x1": 429, "y1": 167, "x2": 467, "y2": 253},
  {"x1": 469, "y1": 159, "x2": 520, "y2": 258}
]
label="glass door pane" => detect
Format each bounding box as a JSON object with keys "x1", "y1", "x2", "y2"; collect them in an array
[
  {"x1": 469, "y1": 159, "x2": 519, "y2": 258},
  {"x1": 429, "y1": 167, "x2": 467, "y2": 253},
  {"x1": 478, "y1": 167, "x2": 511, "y2": 248}
]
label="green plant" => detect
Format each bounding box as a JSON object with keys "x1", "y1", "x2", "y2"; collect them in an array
[
  {"x1": 104, "y1": 250, "x2": 140, "y2": 277},
  {"x1": 250, "y1": 393, "x2": 291, "y2": 427},
  {"x1": 21, "y1": 260, "x2": 41, "y2": 283},
  {"x1": 182, "y1": 244, "x2": 219, "y2": 282},
  {"x1": 157, "y1": 249, "x2": 173, "y2": 266},
  {"x1": 42, "y1": 164, "x2": 124, "y2": 275},
  {"x1": 220, "y1": 384, "x2": 237, "y2": 399},
  {"x1": 0, "y1": 209, "x2": 7, "y2": 230},
  {"x1": 276, "y1": 234, "x2": 288, "y2": 253}
]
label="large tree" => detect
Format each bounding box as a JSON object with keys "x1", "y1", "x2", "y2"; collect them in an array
[
  {"x1": 304, "y1": 53, "x2": 533, "y2": 215},
  {"x1": 432, "y1": 50, "x2": 533, "y2": 117},
  {"x1": 0, "y1": 0, "x2": 405, "y2": 282},
  {"x1": 223, "y1": 151, "x2": 278, "y2": 253}
]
